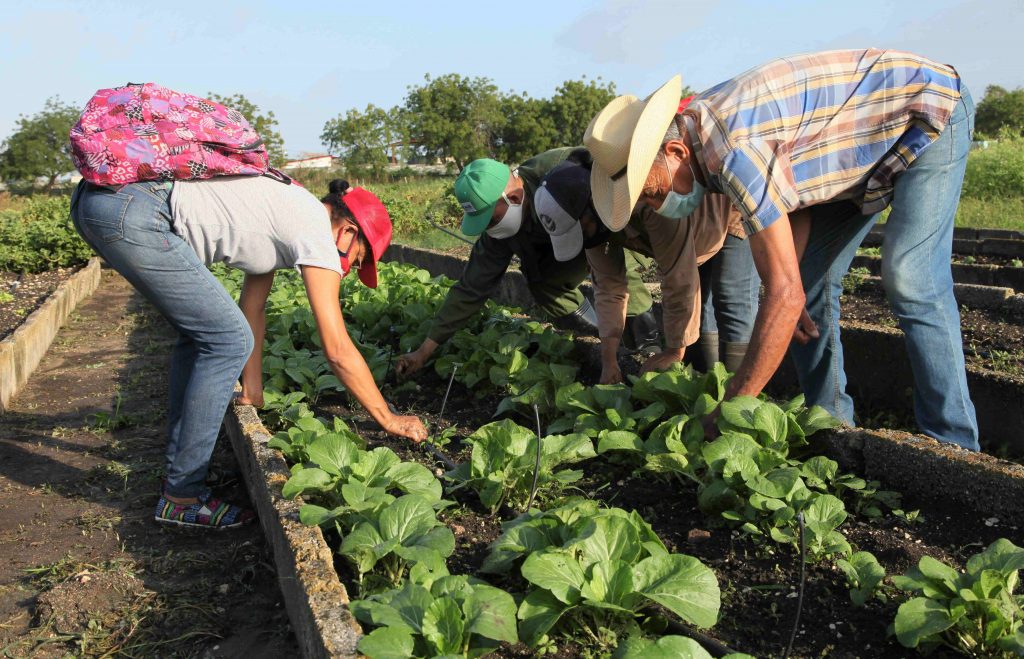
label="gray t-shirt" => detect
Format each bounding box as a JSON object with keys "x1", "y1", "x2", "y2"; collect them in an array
[{"x1": 169, "y1": 176, "x2": 342, "y2": 276}]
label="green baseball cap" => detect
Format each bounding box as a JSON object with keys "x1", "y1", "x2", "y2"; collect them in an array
[{"x1": 454, "y1": 159, "x2": 511, "y2": 236}]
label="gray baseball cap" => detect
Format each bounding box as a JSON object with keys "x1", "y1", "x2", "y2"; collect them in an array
[{"x1": 535, "y1": 161, "x2": 593, "y2": 262}]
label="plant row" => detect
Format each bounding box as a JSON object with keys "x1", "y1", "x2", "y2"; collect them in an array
[{"x1": 220, "y1": 263, "x2": 1024, "y2": 657}]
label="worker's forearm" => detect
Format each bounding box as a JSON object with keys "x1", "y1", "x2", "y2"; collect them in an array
[{"x1": 725, "y1": 286, "x2": 804, "y2": 399}]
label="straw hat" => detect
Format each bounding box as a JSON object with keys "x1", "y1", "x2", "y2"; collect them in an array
[{"x1": 584, "y1": 74, "x2": 682, "y2": 231}]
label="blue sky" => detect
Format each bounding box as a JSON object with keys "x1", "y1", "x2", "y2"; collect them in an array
[{"x1": 2, "y1": 0, "x2": 1021, "y2": 156}]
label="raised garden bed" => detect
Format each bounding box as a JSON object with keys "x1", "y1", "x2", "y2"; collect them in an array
[
  {"x1": 0, "y1": 258, "x2": 101, "y2": 412},
  {"x1": 225, "y1": 251, "x2": 1024, "y2": 658},
  {"x1": 851, "y1": 254, "x2": 1024, "y2": 293}
]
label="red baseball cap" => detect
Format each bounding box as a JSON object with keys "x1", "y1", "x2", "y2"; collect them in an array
[
  {"x1": 678, "y1": 95, "x2": 696, "y2": 113},
  {"x1": 339, "y1": 187, "x2": 392, "y2": 288}
]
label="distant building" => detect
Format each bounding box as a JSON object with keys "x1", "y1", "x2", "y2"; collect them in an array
[{"x1": 282, "y1": 154, "x2": 337, "y2": 170}]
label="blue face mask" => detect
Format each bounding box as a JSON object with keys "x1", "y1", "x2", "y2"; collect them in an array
[{"x1": 656, "y1": 156, "x2": 705, "y2": 219}]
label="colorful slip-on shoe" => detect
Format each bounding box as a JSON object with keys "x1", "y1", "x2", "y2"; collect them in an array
[{"x1": 154, "y1": 491, "x2": 255, "y2": 529}]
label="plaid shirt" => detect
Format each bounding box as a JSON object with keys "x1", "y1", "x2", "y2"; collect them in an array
[{"x1": 683, "y1": 49, "x2": 962, "y2": 234}]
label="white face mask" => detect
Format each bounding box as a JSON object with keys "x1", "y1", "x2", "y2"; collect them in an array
[{"x1": 486, "y1": 193, "x2": 524, "y2": 239}]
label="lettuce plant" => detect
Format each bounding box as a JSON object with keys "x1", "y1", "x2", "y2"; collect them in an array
[
  {"x1": 892, "y1": 539, "x2": 1024, "y2": 656},
  {"x1": 352, "y1": 574, "x2": 518, "y2": 658},
  {"x1": 837, "y1": 551, "x2": 888, "y2": 607},
  {"x1": 480, "y1": 499, "x2": 720, "y2": 648},
  {"x1": 445, "y1": 420, "x2": 595, "y2": 514}
]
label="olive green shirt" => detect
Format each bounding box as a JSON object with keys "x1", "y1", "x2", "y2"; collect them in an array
[{"x1": 427, "y1": 147, "x2": 591, "y2": 344}]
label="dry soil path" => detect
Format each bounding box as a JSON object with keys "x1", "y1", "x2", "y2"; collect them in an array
[{"x1": 0, "y1": 268, "x2": 297, "y2": 658}]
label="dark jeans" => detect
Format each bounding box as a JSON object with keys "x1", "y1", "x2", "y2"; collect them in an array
[{"x1": 71, "y1": 181, "x2": 254, "y2": 496}]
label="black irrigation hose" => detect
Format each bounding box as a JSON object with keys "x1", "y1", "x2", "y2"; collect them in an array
[
  {"x1": 783, "y1": 512, "x2": 808, "y2": 659},
  {"x1": 424, "y1": 441, "x2": 457, "y2": 471},
  {"x1": 438, "y1": 364, "x2": 459, "y2": 423},
  {"x1": 525, "y1": 403, "x2": 542, "y2": 513},
  {"x1": 427, "y1": 217, "x2": 475, "y2": 246},
  {"x1": 663, "y1": 619, "x2": 740, "y2": 657}
]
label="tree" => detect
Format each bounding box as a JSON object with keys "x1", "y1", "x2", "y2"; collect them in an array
[
  {"x1": 0, "y1": 97, "x2": 80, "y2": 191},
  {"x1": 206, "y1": 92, "x2": 287, "y2": 167},
  {"x1": 403, "y1": 73, "x2": 504, "y2": 170},
  {"x1": 495, "y1": 92, "x2": 558, "y2": 165},
  {"x1": 320, "y1": 104, "x2": 399, "y2": 178},
  {"x1": 547, "y1": 77, "x2": 617, "y2": 147},
  {"x1": 974, "y1": 85, "x2": 1024, "y2": 138}
]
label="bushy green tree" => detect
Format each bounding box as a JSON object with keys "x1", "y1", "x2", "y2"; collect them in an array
[
  {"x1": 547, "y1": 77, "x2": 617, "y2": 147},
  {"x1": 495, "y1": 92, "x2": 558, "y2": 165},
  {"x1": 320, "y1": 104, "x2": 400, "y2": 178},
  {"x1": 206, "y1": 92, "x2": 287, "y2": 167},
  {"x1": 403, "y1": 73, "x2": 504, "y2": 170},
  {"x1": 0, "y1": 97, "x2": 80, "y2": 191},
  {"x1": 975, "y1": 85, "x2": 1024, "y2": 138}
]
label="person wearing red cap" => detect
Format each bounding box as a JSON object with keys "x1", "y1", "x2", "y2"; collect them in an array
[{"x1": 71, "y1": 175, "x2": 427, "y2": 529}]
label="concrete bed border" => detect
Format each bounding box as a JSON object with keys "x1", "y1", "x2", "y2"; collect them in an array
[
  {"x1": 224, "y1": 402, "x2": 362, "y2": 658},
  {"x1": 0, "y1": 257, "x2": 102, "y2": 413}
]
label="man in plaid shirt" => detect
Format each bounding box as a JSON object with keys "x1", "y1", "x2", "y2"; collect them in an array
[{"x1": 586, "y1": 49, "x2": 979, "y2": 449}]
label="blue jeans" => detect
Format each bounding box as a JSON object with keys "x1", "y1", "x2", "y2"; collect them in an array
[
  {"x1": 71, "y1": 181, "x2": 254, "y2": 496},
  {"x1": 700, "y1": 233, "x2": 760, "y2": 341},
  {"x1": 790, "y1": 85, "x2": 979, "y2": 450}
]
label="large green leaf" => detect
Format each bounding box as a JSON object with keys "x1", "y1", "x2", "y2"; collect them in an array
[
  {"x1": 803, "y1": 494, "x2": 848, "y2": 538},
  {"x1": 572, "y1": 515, "x2": 643, "y2": 567},
  {"x1": 356, "y1": 626, "x2": 415, "y2": 659},
  {"x1": 746, "y1": 467, "x2": 803, "y2": 500},
  {"x1": 517, "y1": 588, "x2": 570, "y2": 647},
  {"x1": 521, "y1": 551, "x2": 585, "y2": 605},
  {"x1": 581, "y1": 560, "x2": 639, "y2": 610},
  {"x1": 796, "y1": 405, "x2": 841, "y2": 436},
  {"x1": 378, "y1": 494, "x2": 438, "y2": 544},
  {"x1": 281, "y1": 467, "x2": 333, "y2": 500},
  {"x1": 597, "y1": 430, "x2": 644, "y2": 454},
  {"x1": 422, "y1": 597, "x2": 465, "y2": 655},
  {"x1": 298, "y1": 503, "x2": 344, "y2": 527},
  {"x1": 753, "y1": 404, "x2": 789, "y2": 444},
  {"x1": 965, "y1": 538, "x2": 1024, "y2": 578},
  {"x1": 385, "y1": 461, "x2": 443, "y2": 502},
  {"x1": 717, "y1": 396, "x2": 761, "y2": 431},
  {"x1": 463, "y1": 584, "x2": 519, "y2": 644},
  {"x1": 612, "y1": 635, "x2": 713, "y2": 659},
  {"x1": 633, "y1": 554, "x2": 720, "y2": 628},
  {"x1": 306, "y1": 433, "x2": 359, "y2": 476},
  {"x1": 354, "y1": 447, "x2": 402, "y2": 487},
  {"x1": 894, "y1": 597, "x2": 956, "y2": 648},
  {"x1": 340, "y1": 522, "x2": 384, "y2": 575}
]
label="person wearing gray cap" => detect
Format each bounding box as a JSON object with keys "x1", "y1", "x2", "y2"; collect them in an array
[
  {"x1": 396, "y1": 148, "x2": 659, "y2": 378},
  {"x1": 537, "y1": 160, "x2": 754, "y2": 383}
]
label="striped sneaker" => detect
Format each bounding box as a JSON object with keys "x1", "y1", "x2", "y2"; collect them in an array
[{"x1": 154, "y1": 491, "x2": 255, "y2": 529}]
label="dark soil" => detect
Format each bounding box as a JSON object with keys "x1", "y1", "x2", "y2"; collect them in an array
[
  {"x1": 302, "y1": 358, "x2": 1018, "y2": 658},
  {"x1": 0, "y1": 267, "x2": 81, "y2": 341},
  {"x1": 0, "y1": 268, "x2": 296, "y2": 657},
  {"x1": 840, "y1": 282, "x2": 1024, "y2": 375}
]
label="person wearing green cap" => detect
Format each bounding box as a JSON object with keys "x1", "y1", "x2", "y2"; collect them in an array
[{"x1": 395, "y1": 147, "x2": 657, "y2": 378}]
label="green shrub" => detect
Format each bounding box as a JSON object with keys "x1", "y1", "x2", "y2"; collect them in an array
[
  {"x1": 963, "y1": 134, "x2": 1024, "y2": 199},
  {"x1": 0, "y1": 195, "x2": 93, "y2": 273}
]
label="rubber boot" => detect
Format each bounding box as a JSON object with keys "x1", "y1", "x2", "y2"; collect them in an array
[
  {"x1": 553, "y1": 298, "x2": 599, "y2": 334},
  {"x1": 695, "y1": 332, "x2": 719, "y2": 372},
  {"x1": 721, "y1": 341, "x2": 749, "y2": 374},
  {"x1": 622, "y1": 309, "x2": 661, "y2": 353}
]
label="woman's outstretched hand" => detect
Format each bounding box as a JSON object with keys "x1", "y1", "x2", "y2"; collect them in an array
[{"x1": 382, "y1": 413, "x2": 428, "y2": 443}]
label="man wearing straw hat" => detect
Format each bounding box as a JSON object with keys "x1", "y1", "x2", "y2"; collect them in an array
[{"x1": 585, "y1": 49, "x2": 979, "y2": 450}]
